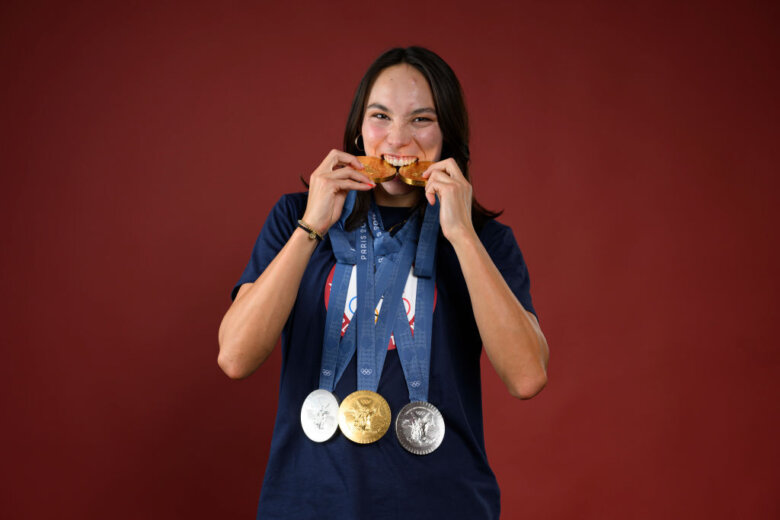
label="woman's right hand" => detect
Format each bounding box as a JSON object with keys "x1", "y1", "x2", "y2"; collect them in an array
[{"x1": 301, "y1": 149, "x2": 375, "y2": 234}]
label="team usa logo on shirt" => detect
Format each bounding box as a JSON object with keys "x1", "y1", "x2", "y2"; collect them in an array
[{"x1": 325, "y1": 265, "x2": 437, "y2": 350}]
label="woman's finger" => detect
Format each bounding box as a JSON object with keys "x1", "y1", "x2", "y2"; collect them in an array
[
  {"x1": 334, "y1": 179, "x2": 375, "y2": 192},
  {"x1": 325, "y1": 149, "x2": 363, "y2": 171},
  {"x1": 315, "y1": 148, "x2": 363, "y2": 172},
  {"x1": 327, "y1": 167, "x2": 375, "y2": 186},
  {"x1": 424, "y1": 186, "x2": 437, "y2": 206},
  {"x1": 421, "y1": 165, "x2": 439, "y2": 179},
  {"x1": 424, "y1": 172, "x2": 453, "y2": 205},
  {"x1": 422, "y1": 158, "x2": 462, "y2": 179}
]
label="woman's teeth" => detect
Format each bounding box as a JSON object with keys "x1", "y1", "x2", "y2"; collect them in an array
[{"x1": 382, "y1": 155, "x2": 417, "y2": 167}]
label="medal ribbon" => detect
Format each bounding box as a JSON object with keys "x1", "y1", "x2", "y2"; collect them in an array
[
  {"x1": 319, "y1": 223, "x2": 355, "y2": 392},
  {"x1": 355, "y1": 202, "x2": 421, "y2": 392},
  {"x1": 331, "y1": 204, "x2": 418, "y2": 385},
  {"x1": 371, "y1": 214, "x2": 419, "y2": 387},
  {"x1": 318, "y1": 192, "x2": 361, "y2": 392},
  {"x1": 355, "y1": 216, "x2": 377, "y2": 390},
  {"x1": 392, "y1": 200, "x2": 440, "y2": 402},
  {"x1": 319, "y1": 191, "x2": 424, "y2": 394}
]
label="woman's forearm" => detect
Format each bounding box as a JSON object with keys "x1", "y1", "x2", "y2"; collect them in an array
[
  {"x1": 217, "y1": 228, "x2": 318, "y2": 379},
  {"x1": 451, "y1": 231, "x2": 549, "y2": 399}
]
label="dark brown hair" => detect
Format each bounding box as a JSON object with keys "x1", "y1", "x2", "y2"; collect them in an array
[{"x1": 342, "y1": 46, "x2": 501, "y2": 230}]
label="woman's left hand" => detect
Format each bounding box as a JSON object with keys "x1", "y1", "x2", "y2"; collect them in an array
[{"x1": 422, "y1": 158, "x2": 477, "y2": 245}]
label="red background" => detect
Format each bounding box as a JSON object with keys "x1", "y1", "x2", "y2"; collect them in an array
[{"x1": 2, "y1": 1, "x2": 778, "y2": 518}]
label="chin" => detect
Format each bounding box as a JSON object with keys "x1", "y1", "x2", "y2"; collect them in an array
[
  {"x1": 374, "y1": 176, "x2": 421, "y2": 206},
  {"x1": 378, "y1": 177, "x2": 413, "y2": 195}
]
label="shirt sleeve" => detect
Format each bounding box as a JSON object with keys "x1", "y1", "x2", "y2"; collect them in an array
[
  {"x1": 480, "y1": 220, "x2": 537, "y2": 318},
  {"x1": 230, "y1": 193, "x2": 305, "y2": 300}
]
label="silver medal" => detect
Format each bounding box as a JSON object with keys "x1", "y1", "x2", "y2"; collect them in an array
[
  {"x1": 300, "y1": 389, "x2": 340, "y2": 442},
  {"x1": 395, "y1": 401, "x2": 445, "y2": 455}
]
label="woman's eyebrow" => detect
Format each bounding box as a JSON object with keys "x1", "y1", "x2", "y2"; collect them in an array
[
  {"x1": 365, "y1": 104, "x2": 436, "y2": 116},
  {"x1": 410, "y1": 107, "x2": 436, "y2": 116}
]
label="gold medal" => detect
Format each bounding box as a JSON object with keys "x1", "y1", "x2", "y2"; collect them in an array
[
  {"x1": 338, "y1": 390, "x2": 391, "y2": 444},
  {"x1": 398, "y1": 161, "x2": 433, "y2": 186},
  {"x1": 356, "y1": 156, "x2": 397, "y2": 183}
]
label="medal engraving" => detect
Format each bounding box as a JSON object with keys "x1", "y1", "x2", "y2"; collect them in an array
[
  {"x1": 301, "y1": 389, "x2": 340, "y2": 443},
  {"x1": 395, "y1": 401, "x2": 445, "y2": 455},
  {"x1": 338, "y1": 390, "x2": 391, "y2": 444}
]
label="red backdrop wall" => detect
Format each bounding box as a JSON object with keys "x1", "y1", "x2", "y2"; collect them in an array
[{"x1": 2, "y1": 1, "x2": 778, "y2": 518}]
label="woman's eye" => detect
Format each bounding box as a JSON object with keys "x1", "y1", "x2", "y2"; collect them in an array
[
  {"x1": 413, "y1": 117, "x2": 433, "y2": 123},
  {"x1": 371, "y1": 113, "x2": 389, "y2": 120}
]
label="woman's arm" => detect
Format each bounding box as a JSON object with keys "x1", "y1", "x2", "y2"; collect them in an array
[
  {"x1": 449, "y1": 234, "x2": 549, "y2": 399},
  {"x1": 423, "y1": 159, "x2": 549, "y2": 399},
  {"x1": 218, "y1": 228, "x2": 319, "y2": 379},
  {"x1": 217, "y1": 150, "x2": 373, "y2": 379}
]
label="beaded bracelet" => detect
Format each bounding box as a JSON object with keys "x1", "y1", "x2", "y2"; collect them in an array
[{"x1": 297, "y1": 219, "x2": 324, "y2": 241}]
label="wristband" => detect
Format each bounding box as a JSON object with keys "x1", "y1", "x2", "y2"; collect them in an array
[{"x1": 297, "y1": 219, "x2": 324, "y2": 241}]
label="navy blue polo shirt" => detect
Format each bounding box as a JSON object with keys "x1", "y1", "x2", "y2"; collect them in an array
[{"x1": 233, "y1": 192, "x2": 535, "y2": 520}]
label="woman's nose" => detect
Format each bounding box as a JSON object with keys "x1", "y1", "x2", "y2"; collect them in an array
[{"x1": 387, "y1": 122, "x2": 413, "y2": 147}]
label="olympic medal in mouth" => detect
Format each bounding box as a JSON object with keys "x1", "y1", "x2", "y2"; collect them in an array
[
  {"x1": 357, "y1": 156, "x2": 433, "y2": 186},
  {"x1": 398, "y1": 160, "x2": 433, "y2": 187},
  {"x1": 356, "y1": 156, "x2": 396, "y2": 183}
]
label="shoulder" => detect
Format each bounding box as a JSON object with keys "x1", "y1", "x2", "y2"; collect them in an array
[
  {"x1": 261, "y1": 192, "x2": 309, "y2": 232},
  {"x1": 476, "y1": 217, "x2": 531, "y2": 272},
  {"x1": 477, "y1": 218, "x2": 519, "y2": 252},
  {"x1": 270, "y1": 192, "x2": 308, "y2": 218},
  {"x1": 252, "y1": 192, "x2": 310, "y2": 248},
  {"x1": 476, "y1": 217, "x2": 536, "y2": 315}
]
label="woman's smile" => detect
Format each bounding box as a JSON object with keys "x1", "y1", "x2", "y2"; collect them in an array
[{"x1": 382, "y1": 154, "x2": 418, "y2": 167}]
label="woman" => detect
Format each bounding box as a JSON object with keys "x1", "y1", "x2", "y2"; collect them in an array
[{"x1": 218, "y1": 46, "x2": 548, "y2": 519}]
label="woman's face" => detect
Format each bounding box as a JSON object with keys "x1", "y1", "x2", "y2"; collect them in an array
[{"x1": 361, "y1": 64, "x2": 443, "y2": 204}]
